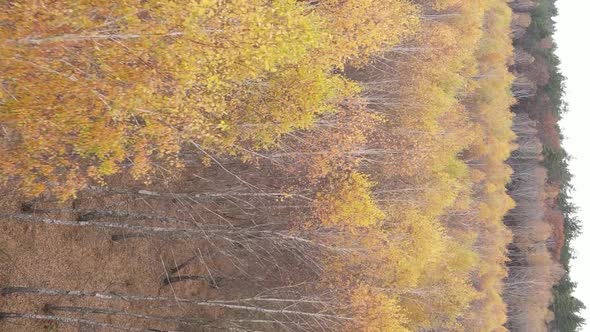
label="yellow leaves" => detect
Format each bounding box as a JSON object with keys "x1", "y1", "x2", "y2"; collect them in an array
[
  {"x1": 304, "y1": 3, "x2": 510, "y2": 328},
  {"x1": 430, "y1": 0, "x2": 462, "y2": 11},
  {"x1": 351, "y1": 285, "x2": 410, "y2": 332},
  {"x1": 387, "y1": 209, "x2": 447, "y2": 287},
  {"x1": 215, "y1": 65, "x2": 356, "y2": 152},
  {"x1": 314, "y1": 0, "x2": 419, "y2": 66},
  {"x1": 215, "y1": 120, "x2": 229, "y2": 132},
  {"x1": 315, "y1": 171, "x2": 384, "y2": 229}
]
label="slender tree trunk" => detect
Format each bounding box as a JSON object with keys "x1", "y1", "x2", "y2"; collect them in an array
[
  {"x1": 1, "y1": 287, "x2": 352, "y2": 321},
  {"x1": 9, "y1": 32, "x2": 184, "y2": 45},
  {"x1": 0, "y1": 312, "x2": 165, "y2": 332},
  {"x1": 45, "y1": 304, "x2": 209, "y2": 326}
]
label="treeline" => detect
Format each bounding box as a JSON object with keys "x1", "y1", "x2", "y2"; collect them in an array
[
  {"x1": 506, "y1": 0, "x2": 584, "y2": 330},
  {"x1": 0, "y1": 1, "x2": 562, "y2": 331}
]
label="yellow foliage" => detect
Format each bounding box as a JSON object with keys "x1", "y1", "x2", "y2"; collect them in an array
[
  {"x1": 0, "y1": 0, "x2": 416, "y2": 198},
  {"x1": 350, "y1": 285, "x2": 410, "y2": 332},
  {"x1": 315, "y1": 0, "x2": 419, "y2": 66},
  {"x1": 315, "y1": 172, "x2": 385, "y2": 229}
]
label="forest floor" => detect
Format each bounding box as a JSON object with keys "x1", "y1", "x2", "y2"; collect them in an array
[
  {"x1": 0, "y1": 162, "x2": 316, "y2": 332},
  {"x1": 0, "y1": 177, "x2": 238, "y2": 332}
]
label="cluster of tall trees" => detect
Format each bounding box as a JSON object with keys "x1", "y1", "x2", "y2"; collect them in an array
[
  {"x1": 0, "y1": 0, "x2": 580, "y2": 331},
  {"x1": 505, "y1": 0, "x2": 584, "y2": 330},
  {"x1": 0, "y1": 0, "x2": 418, "y2": 198},
  {"x1": 504, "y1": 113, "x2": 563, "y2": 330}
]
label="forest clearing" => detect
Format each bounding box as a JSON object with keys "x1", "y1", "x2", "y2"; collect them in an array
[{"x1": 0, "y1": 0, "x2": 584, "y2": 331}]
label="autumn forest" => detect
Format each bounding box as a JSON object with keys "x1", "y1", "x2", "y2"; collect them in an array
[{"x1": 0, "y1": 0, "x2": 584, "y2": 331}]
